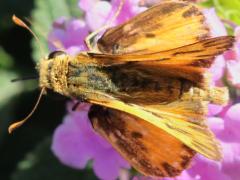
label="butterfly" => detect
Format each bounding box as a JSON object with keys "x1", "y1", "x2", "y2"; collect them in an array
[{"x1": 10, "y1": 0, "x2": 234, "y2": 178}]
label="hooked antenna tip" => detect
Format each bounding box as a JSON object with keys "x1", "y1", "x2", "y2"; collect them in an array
[
  {"x1": 8, "y1": 88, "x2": 45, "y2": 134},
  {"x1": 12, "y1": 14, "x2": 45, "y2": 57},
  {"x1": 12, "y1": 15, "x2": 27, "y2": 28},
  {"x1": 8, "y1": 120, "x2": 25, "y2": 134}
]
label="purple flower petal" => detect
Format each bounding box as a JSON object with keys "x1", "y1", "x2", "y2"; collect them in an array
[
  {"x1": 48, "y1": 18, "x2": 89, "y2": 55},
  {"x1": 110, "y1": 0, "x2": 146, "y2": 25},
  {"x1": 225, "y1": 103, "x2": 240, "y2": 123},
  {"x1": 81, "y1": 0, "x2": 145, "y2": 31},
  {"x1": 209, "y1": 56, "x2": 226, "y2": 85},
  {"x1": 207, "y1": 117, "x2": 224, "y2": 134},
  {"x1": 52, "y1": 102, "x2": 130, "y2": 179},
  {"x1": 78, "y1": 0, "x2": 98, "y2": 11},
  {"x1": 222, "y1": 103, "x2": 240, "y2": 141},
  {"x1": 208, "y1": 104, "x2": 224, "y2": 116},
  {"x1": 203, "y1": 8, "x2": 227, "y2": 37},
  {"x1": 93, "y1": 149, "x2": 129, "y2": 180},
  {"x1": 221, "y1": 142, "x2": 240, "y2": 179},
  {"x1": 85, "y1": 1, "x2": 112, "y2": 31},
  {"x1": 51, "y1": 113, "x2": 93, "y2": 169},
  {"x1": 234, "y1": 27, "x2": 240, "y2": 59},
  {"x1": 226, "y1": 60, "x2": 240, "y2": 88},
  {"x1": 187, "y1": 157, "x2": 231, "y2": 180}
]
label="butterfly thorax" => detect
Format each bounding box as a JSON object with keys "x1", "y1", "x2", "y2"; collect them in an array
[
  {"x1": 39, "y1": 53, "x2": 119, "y2": 100},
  {"x1": 39, "y1": 54, "x2": 70, "y2": 96}
]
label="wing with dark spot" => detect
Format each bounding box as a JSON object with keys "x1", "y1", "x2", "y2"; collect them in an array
[
  {"x1": 97, "y1": 1, "x2": 209, "y2": 54},
  {"x1": 93, "y1": 36, "x2": 234, "y2": 86},
  {"x1": 88, "y1": 105, "x2": 196, "y2": 178}
]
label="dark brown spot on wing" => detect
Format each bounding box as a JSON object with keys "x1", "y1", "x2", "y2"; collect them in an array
[
  {"x1": 181, "y1": 155, "x2": 192, "y2": 168},
  {"x1": 173, "y1": 50, "x2": 203, "y2": 56},
  {"x1": 159, "y1": 2, "x2": 187, "y2": 15},
  {"x1": 131, "y1": 131, "x2": 143, "y2": 138},
  {"x1": 88, "y1": 106, "x2": 196, "y2": 178},
  {"x1": 191, "y1": 59, "x2": 213, "y2": 67},
  {"x1": 88, "y1": 105, "x2": 126, "y2": 135},
  {"x1": 162, "y1": 162, "x2": 181, "y2": 176},
  {"x1": 145, "y1": 33, "x2": 156, "y2": 38},
  {"x1": 139, "y1": 159, "x2": 164, "y2": 177},
  {"x1": 197, "y1": 33, "x2": 210, "y2": 41},
  {"x1": 182, "y1": 6, "x2": 201, "y2": 18},
  {"x1": 97, "y1": 1, "x2": 202, "y2": 54},
  {"x1": 181, "y1": 145, "x2": 196, "y2": 168}
]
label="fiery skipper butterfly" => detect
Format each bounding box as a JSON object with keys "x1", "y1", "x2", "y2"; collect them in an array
[{"x1": 9, "y1": 0, "x2": 234, "y2": 178}]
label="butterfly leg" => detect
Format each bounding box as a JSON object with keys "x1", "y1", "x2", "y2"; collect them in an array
[
  {"x1": 71, "y1": 95, "x2": 87, "y2": 111},
  {"x1": 72, "y1": 101, "x2": 81, "y2": 111},
  {"x1": 84, "y1": 0, "x2": 126, "y2": 51}
]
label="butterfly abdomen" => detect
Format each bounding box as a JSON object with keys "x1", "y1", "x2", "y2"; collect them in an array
[{"x1": 104, "y1": 65, "x2": 193, "y2": 104}]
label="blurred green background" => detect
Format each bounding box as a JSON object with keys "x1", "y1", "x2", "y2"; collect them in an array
[
  {"x1": 0, "y1": 0, "x2": 97, "y2": 179},
  {"x1": 0, "y1": 0, "x2": 240, "y2": 179}
]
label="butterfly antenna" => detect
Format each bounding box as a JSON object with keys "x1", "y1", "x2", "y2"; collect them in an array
[
  {"x1": 85, "y1": 0, "x2": 126, "y2": 50},
  {"x1": 12, "y1": 15, "x2": 45, "y2": 57},
  {"x1": 11, "y1": 75, "x2": 39, "y2": 82},
  {"x1": 8, "y1": 88, "x2": 45, "y2": 134},
  {"x1": 24, "y1": 17, "x2": 66, "y2": 51}
]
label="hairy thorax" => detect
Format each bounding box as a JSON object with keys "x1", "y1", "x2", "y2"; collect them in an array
[{"x1": 39, "y1": 53, "x2": 118, "y2": 100}]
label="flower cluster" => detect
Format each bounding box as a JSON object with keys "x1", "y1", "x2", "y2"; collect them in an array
[
  {"x1": 50, "y1": 1, "x2": 141, "y2": 179},
  {"x1": 48, "y1": 0, "x2": 240, "y2": 179},
  {"x1": 51, "y1": 102, "x2": 130, "y2": 180}
]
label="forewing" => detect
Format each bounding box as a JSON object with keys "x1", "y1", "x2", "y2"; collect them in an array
[
  {"x1": 97, "y1": 0, "x2": 209, "y2": 54},
  {"x1": 91, "y1": 36, "x2": 234, "y2": 85},
  {"x1": 89, "y1": 105, "x2": 196, "y2": 178}
]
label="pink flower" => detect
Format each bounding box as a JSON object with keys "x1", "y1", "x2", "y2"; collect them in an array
[
  {"x1": 208, "y1": 104, "x2": 224, "y2": 116},
  {"x1": 48, "y1": 17, "x2": 89, "y2": 55},
  {"x1": 52, "y1": 103, "x2": 130, "y2": 180},
  {"x1": 79, "y1": 0, "x2": 146, "y2": 31},
  {"x1": 203, "y1": 8, "x2": 227, "y2": 37},
  {"x1": 234, "y1": 27, "x2": 240, "y2": 59},
  {"x1": 80, "y1": 0, "x2": 112, "y2": 31},
  {"x1": 209, "y1": 56, "x2": 226, "y2": 85},
  {"x1": 226, "y1": 27, "x2": 240, "y2": 88},
  {"x1": 226, "y1": 60, "x2": 240, "y2": 88},
  {"x1": 203, "y1": 8, "x2": 228, "y2": 85}
]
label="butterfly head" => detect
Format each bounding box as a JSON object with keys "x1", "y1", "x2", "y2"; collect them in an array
[{"x1": 38, "y1": 50, "x2": 71, "y2": 96}]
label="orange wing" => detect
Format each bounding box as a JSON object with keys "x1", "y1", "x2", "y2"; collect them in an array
[
  {"x1": 90, "y1": 36, "x2": 234, "y2": 85},
  {"x1": 89, "y1": 105, "x2": 196, "y2": 178},
  {"x1": 97, "y1": 0, "x2": 209, "y2": 54}
]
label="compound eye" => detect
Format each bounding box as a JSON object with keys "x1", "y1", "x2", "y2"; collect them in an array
[{"x1": 47, "y1": 50, "x2": 66, "y2": 59}]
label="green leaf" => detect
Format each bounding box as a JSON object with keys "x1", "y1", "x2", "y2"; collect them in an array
[
  {"x1": 0, "y1": 48, "x2": 24, "y2": 140},
  {"x1": 0, "y1": 47, "x2": 37, "y2": 129},
  {"x1": 0, "y1": 0, "x2": 34, "y2": 30},
  {"x1": 200, "y1": 0, "x2": 214, "y2": 8},
  {"x1": 201, "y1": 0, "x2": 240, "y2": 25},
  {"x1": 0, "y1": 70, "x2": 24, "y2": 108},
  {"x1": 214, "y1": 0, "x2": 240, "y2": 25},
  {"x1": 0, "y1": 47, "x2": 14, "y2": 69},
  {"x1": 0, "y1": 48, "x2": 24, "y2": 108},
  {"x1": 11, "y1": 138, "x2": 97, "y2": 180},
  {"x1": 0, "y1": 69, "x2": 22, "y2": 140},
  {"x1": 31, "y1": 0, "x2": 82, "y2": 62}
]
